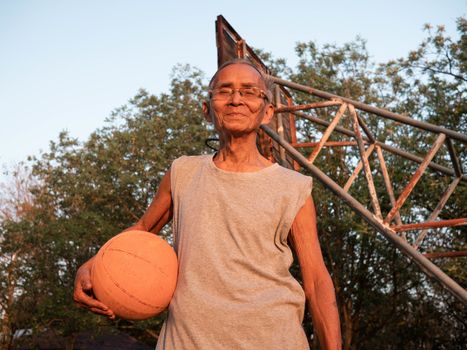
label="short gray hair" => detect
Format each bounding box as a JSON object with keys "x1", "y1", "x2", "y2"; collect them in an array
[{"x1": 208, "y1": 59, "x2": 274, "y2": 102}]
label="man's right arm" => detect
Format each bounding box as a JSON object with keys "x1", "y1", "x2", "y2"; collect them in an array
[
  {"x1": 125, "y1": 169, "x2": 173, "y2": 233},
  {"x1": 73, "y1": 170, "x2": 173, "y2": 318}
]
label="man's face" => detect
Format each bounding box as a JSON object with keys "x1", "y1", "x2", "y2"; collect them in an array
[{"x1": 203, "y1": 64, "x2": 273, "y2": 136}]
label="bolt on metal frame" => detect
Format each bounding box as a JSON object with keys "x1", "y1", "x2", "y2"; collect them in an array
[{"x1": 215, "y1": 15, "x2": 467, "y2": 304}]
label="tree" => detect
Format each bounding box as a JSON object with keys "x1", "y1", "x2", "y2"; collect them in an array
[
  {"x1": 0, "y1": 164, "x2": 39, "y2": 350},
  {"x1": 4, "y1": 65, "x2": 211, "y2": 348},
  {"x1": 378, "y1": 18, "x2": 466, "y2": 349}
]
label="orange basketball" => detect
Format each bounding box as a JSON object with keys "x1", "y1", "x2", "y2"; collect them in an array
[{"x1": 91, "y1": 230, "x2": 178, "y2": 320}]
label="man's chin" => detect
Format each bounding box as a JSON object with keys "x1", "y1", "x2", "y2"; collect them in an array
[{"x1": 219, "y1": 124, "x2": 259, "y2": 136}]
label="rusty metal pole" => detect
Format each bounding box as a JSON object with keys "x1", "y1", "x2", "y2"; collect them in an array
[
  {"x1": 375, "y1": 146, "x2": 403, "y2": 228},
  {"x1": 275, "y1": 101, "x2": 342, "y2": 113},
  {"x1": 261, "y1": 124, "x2": 467, "y2": 305},
  {"x1": 424, "y1": 251, "x2": 467, "y2": 259},
  {"x1": 349, "y1": 105, "x2": 382, "y2": 218},
  {"x1": 343, "y1": 144, "x2": 375, "y2": 192},
  {"x1": 392, "y1": 218, "x2": 467, "y2": 232},
  {"x1": 445, "y1": 138, "x2": 463, "y2": 177},
  {"x1": 274, "y1": 86, "x2": 287, "y2": 165}
]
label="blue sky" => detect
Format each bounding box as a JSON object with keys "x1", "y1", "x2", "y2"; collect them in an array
[{"x1": 0, "y1": 0, "x2": 464, "y2": 167}]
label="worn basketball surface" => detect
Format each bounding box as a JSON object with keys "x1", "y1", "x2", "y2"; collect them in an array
[{"x1": 91, "y1": 230, "x2": 178, "y2": 320}]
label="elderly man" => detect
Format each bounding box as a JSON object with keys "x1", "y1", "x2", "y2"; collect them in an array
[{"x1": 74, "y1": 59, "x2": 341, "y2": 349}]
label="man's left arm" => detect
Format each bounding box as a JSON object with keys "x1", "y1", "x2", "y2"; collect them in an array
[{"x1": 290, "y1": 195, "x2": 342, "y2": 350}]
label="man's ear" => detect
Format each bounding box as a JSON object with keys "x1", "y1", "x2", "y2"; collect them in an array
[
  {"x1": 260, "y1": 103, "x2": 275, "y2": 125},
  {"x1": 202, "y1": 100, "x2": 212, "y2": 123}
]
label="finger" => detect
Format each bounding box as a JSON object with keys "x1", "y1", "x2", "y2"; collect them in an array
[
  {"x1": 90, "y1": 306, "x2": 116, "y2": 319},
  {"x1": 73, "y1": 290, "x2": 109, "y2": 311},
  {"x1": 81, "y1": 280, "x2": 92, "y2": 291},
  {"x1": 74, "y1": 263, "x2": 93, "y2": 290},
  {"x1": 79, "y1": 273, "x2": 93, "y2": 291},
  {"x1": 75, "y1": 300, "x2": 115, "y2": 319}
]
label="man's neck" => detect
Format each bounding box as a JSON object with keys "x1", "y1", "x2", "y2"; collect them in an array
[{"x1": 215, "y1": 133, "x2": 272, "y2": 172}]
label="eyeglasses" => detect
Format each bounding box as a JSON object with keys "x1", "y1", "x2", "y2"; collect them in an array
[{"x1": 209, "y1": 87, "x2": 269, "y2": 102}]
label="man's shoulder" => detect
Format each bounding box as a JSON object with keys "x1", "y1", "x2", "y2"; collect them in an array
[
  {"x1": 275, "y1": 164, "x2": 312, "y2": 182},
  {"x1": 272, "y1": 165, "x2": 313, "y2": 194},
  {"x1": 172, "y1": 154, "x2": 210, "y2": 166},
  {"x1": 170, "y1": 155, "x2": 210, "y2": 188},
  {"x1": 171, "y1": 154, "x2": 211, "y2": 174}
]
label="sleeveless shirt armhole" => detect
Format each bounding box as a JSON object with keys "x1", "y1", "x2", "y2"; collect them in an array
[
  {"x1": 169, "y1": 156, "x2": 186, "y2": 250},
  {"x1": 281, "y1": 175, "x2": 313, "y2": 243},
  {"x1": 169, "y1": 156, "x2": 185, "y2": 198},
  {"x1": 169, "y1": 159, "x2": 177, "y2": 199}
]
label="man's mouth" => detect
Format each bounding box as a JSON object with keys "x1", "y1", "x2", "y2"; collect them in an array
[{"x1": 225, "y1": 111, "x2": 247, "y2": 117}]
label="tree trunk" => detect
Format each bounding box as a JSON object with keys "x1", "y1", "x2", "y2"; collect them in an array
[
  {"x1": 0, "y1": 252, "x2": 19, "y2": 350},
  {"x1": 342, "y1": 299, "x2": 353, "y2": 350},
  {"x1": 0, "y1": 312, "x2": 13, "y2": 350},
  {"x1": 65, "y1": 334, "x2": 77, "y2": 350}
]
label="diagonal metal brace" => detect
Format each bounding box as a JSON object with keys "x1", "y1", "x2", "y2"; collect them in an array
[{"x1": 384, "y1": 133, "x2": 446, "y2": 224}]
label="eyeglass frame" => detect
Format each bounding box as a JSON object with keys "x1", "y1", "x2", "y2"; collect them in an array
[{"x1": 208, "y1": 86, "x2": 270, "y2": 103}]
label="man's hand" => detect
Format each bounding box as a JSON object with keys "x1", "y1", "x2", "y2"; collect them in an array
[
  {"x1": 72, "y1": 170, "x2": 173, "y2": 320},
  {"x1": 73, "y1": 257, "x2": 115, "y2": 319}
]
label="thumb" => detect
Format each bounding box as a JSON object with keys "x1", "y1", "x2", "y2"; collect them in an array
[
  {"x1": 81, "y1": 279, "x2": 92, "y2": 290},
  {"x1": 81, "y1": 274, "x2": 93, "y2": 291}
]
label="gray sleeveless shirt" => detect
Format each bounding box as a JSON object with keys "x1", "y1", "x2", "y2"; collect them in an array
[{"x1": 156, "y1": 155, "x2": 313, "y2": 350}]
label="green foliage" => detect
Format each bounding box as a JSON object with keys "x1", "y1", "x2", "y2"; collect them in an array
[{"x1": 0, "y1": 65, "x2": 211, "y2": 348}]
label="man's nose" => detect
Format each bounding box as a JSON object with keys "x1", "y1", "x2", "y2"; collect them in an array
[{"x1": 230, "y1": 90, "x2": 243, "y2": 105}]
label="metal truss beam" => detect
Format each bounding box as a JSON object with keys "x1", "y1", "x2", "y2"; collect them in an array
[
  {"x1": 215, "y1": 14, "x2": 467, "y2": 305},
  {"x1": 261, "y1": 124, "x2": 467, "y2": 305}
]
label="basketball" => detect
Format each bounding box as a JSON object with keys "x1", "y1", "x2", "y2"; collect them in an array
[{"x1": 91, "y1": 230, "x2": 178, "y2": 320}]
